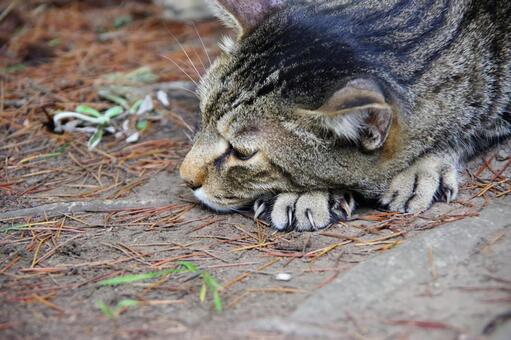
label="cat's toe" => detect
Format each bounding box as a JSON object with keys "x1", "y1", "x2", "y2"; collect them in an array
[
  {"x1": 381, "y1": 171, "x2": 416, "y2": 212},
  {"x1": 294, "y1": 192, "x2": 331, "y2": 231},
  {"x1": 382, "y1": 169, "x2": 440, "y2": 213},
  {"x1": 438, "y1": 164, "x2": 459, "y2": 203},
  {"x1": 403, "y1": 171, "x2": 441, "y2": 212},
  {"x1": 381, "y1": 156, "x2": 459, "y2": 213},
  {"x1": 259, "y1": 191, "x2": 356, "y2": 232},
  {"x1": 269, "y1": 193, "x2": 298, "y2": 231},
  {"x1": 294, "y1": 192, "x2": 355, "y2": 231}
]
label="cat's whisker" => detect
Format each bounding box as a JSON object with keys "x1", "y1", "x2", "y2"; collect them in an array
[
  {"x1": 170, "y1": 85, "x2": 199, "y2": 99},
  {"x1": 189, "y1": 25, "x2": 208, "y2": 72},
  {"x1": 171, "y1": 109, "x2": 195, "y2": 133},
  {"x1": 184, "y1": 131, "x2": 193, "y2": 142},
  {"x1": 193, "y1": 22, "x2": 212, "y2": 67},
  {"x1": 191, "y1": 46, "x2": 207, "y2": 73},
  {"x1": 160, "y1": 54, "x2": 198, "y2": 87},
  {"x1": 169, "y1": 32, "x2": 203, "y2": 80}
]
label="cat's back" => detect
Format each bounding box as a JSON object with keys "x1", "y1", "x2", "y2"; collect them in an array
[
  {"x1": 290, "y1": 0, "x2": 510, "y2": 71},
  {"x1": 285, "y1": 1, "x2": 469, "y2": 63}
]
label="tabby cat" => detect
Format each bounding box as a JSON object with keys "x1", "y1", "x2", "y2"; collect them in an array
[{"x1": 180, "y1": 0, "x2": 511, "y2": 231}]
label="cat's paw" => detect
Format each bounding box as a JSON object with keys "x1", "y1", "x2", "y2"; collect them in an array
[
  {"x1": 254, "y1": 191, "x2": 355, "y2": 232},
  {"x1": 380, "y1": 155, "x2": 459, "y2": 213}
]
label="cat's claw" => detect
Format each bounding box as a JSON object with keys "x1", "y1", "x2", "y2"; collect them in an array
[
  {"x1": 339, "y1": 192, "x2": 355, "y2": 219},
  {"x1": 306, "y1": 209, "x2": 317, "y2": 230},
  {"x1": 286, "y1": 205, "x2": 295, "y2": 229},
  {"x1": 253, "y1": 199, "x2": 266, "y2": 220},
  {"x1": 380, "y1": 155, "x2": 459, "y2": 213},
  {"x1": 443, "y1": 187, "x2": 454, "y2": 204},
  {"x1": 254, "y1": 191, "x2": 355, "y2": 232}
]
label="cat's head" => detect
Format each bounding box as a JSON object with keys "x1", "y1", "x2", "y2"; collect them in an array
[{"x1": 180, "y1": 0, "x2": 401, "y2": 211}]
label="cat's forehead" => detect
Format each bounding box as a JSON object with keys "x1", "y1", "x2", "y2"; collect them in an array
[
  {"x1": 199, "y1": 9, "x2": 365, "y2": 131},
  {"x1": 198, "y1": 53, "x2": 280, "y2": 127}
]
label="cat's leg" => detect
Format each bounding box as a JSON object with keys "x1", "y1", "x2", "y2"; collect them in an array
[
  {"x1": 380, "y1": 155, "x2": 459, "y2": 213},
  {"x1": 254, "y1": 191, "x2": 355, "y2": 231}
]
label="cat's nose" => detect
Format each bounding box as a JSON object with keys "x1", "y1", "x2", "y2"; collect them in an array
[
  {"x1": 180, "y1": 153, "x2": 206, "y2": 190},
  {"x1": 180, "y1": 133, "x2": 228, "y2": 191}
]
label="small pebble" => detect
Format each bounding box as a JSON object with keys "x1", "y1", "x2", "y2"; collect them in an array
[
  {"x1": 105, "y1": 126, "x2": 116, "y2": 134},
  {"x1": 275, "y1": 273, "x2": 292, "y2": 281},
  {"x1": 126, "y1": 132, "x2": 140, "y2": 143},
  {"x1": 122, "y1": 119, "x2": 129, "y2": 132},
  {"x1": 157, "y1": 90, "x2": 170, "y2": 107}
]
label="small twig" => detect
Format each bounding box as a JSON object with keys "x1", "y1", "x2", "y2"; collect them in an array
[
  {"x1": 0, "y1": 199, "x2": 173, "y2": 220},
  {"x1": 0, "y1": 0, "x2": 19, "y2": 24},
  {"x1": 482, "y1": 310, "x2": 511, "y2": 335}
]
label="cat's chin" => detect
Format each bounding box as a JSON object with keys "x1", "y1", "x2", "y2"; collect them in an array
[{"x1": 193, "y1": 187, "x2": 245, "y2": 213}]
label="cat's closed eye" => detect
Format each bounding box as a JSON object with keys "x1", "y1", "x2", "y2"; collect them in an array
[{"x1": 230, "y1": 145, "x2": 258, "y2": 161}]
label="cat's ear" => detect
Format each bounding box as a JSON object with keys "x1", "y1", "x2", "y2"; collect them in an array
[
  {"x1": 300, "y1": 79, "x2": 394, "y2": 151},
  {"x1": 209, "y1": 0, "x2": 286, "y2": 36}
]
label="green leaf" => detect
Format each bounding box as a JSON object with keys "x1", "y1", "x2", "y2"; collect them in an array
[
  {"x1": 212, "y1": 290, "x2": 223, "y2": 312},
  {"x1": 129, "y1": 99, "x2": 143, "y2": 114},
  {"x1": 125, "y1": 66, "x2": 158, "y2": 84},
  {"x1": 201, "y1": 271, "x2": 223, "y2": 312},
  {"x1": 96, "y1": 299, "x2": 139, "y2": 319},
  {"x1": 202, "y1": 272, "x2": 221, "y2": 290},
  {"x1": 104, "y1": 106, "x2": 124, "y2": 119},
  {"x1": 3, "y1": 63, "x2": 25, "y2": 74},
  {"x1": 96, "y1": 300, "x2": 115, "y2": 319},
  {"x1": 48, "y1": 38, "x2": 61, "y2": 47},
  {"x1": 1, "y1": 223, "x2": 31, "y2": 233},
  {"x1": 113, "y1": 15, "x2": 132, "y2": 29},
  {"x1": 87, "y1": 128, "x2": 104, "y2": 150},
  {"x1": 76, "y1": 104, "x2": 101, "y2": 118},
  {"x1": 98, "y1": 90, "x2": 129, "y2": 109},
  {"x1": 42, "y1": 152, "x2": 64, "y2": 159},
  {"x1": 55, "y1": 143, "x2": 70, "y2": 154},
  {"x1": 117, "y1": 299, "x2": 140, "y2": 308},
  {"x1": 136, "y1": 119, "x2": 148, "y2": 131},
  {"x1": 199, "y1": 283, "x2": 207, "y2": 303},
  {"x1": 97, "y1": 269, "x2": 180, "y2": 286},
  {"x1": 178, "y1": 261, "x2": 199, "y2": 272}
]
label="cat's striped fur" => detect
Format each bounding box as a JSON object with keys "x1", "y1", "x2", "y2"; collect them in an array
[{"x1": 180, "y1": 0, "x2": 511, "y2": 231}]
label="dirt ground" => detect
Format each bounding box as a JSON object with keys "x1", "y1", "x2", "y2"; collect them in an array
[{"x1": 1, "y1": 2, "x2": 510, "y2": 339}]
